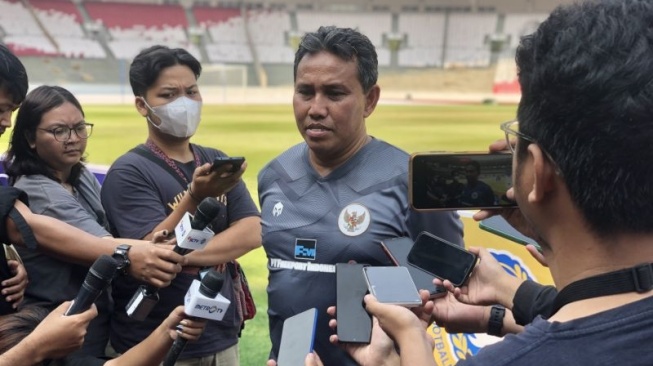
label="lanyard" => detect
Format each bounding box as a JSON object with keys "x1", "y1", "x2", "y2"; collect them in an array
[
  {"x1": 145, "y1": 139, "x2": 201, "y2": 184},
  {"x1": 550, "y1": 263, "x2": 653, "y2": 315}
]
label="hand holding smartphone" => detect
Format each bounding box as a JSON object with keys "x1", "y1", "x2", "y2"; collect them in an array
[
  {"x1": 407, "y1": 231, "x2": 478, "y2": 287},
  {"x1": 211, "y1": 156, "x2": 245, "y2": 173},
  {"x1": 409, "y1": 152, "x2": 516, "y2": 211}
]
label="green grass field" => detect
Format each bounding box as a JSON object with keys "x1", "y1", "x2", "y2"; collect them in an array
[{"x1": 1, "y1": 103, "x2": 518, "y2": 365}]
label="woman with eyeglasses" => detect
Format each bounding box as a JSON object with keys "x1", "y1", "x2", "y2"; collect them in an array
[{"x1": 2, "y1": 85, "x2": 112, "y2": 358}]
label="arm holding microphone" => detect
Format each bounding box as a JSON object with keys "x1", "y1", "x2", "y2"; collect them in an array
[
  {"x1": 103, "y1": 306, "x2": 206, "y2": 366},
  {"x1": 6, "y1": 200, "x2": 185, "y2": 288},
  {"x1": 0, "y1": 302, "x2": 98, "y2": 366},
  {"x1": 126, "y1": 197, "x2": 222, "y2": 321}
]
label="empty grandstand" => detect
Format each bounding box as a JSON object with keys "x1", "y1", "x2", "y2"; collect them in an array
[{"x1": 0, "y1": 0, "x2": 574, "y2": 98}]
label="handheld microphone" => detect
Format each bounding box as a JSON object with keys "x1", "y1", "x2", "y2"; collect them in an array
[
  {"x1": 163, "y1": 270, "x2": 228, "y2": 366},
  {"x1": 65, "y1": 255, "x2": 119, "y2": 316},
  {"x1": 126, "y1": 197, "x2": 222, "y2": 321},
  {"x1": 174, "y1": 197, "x2": 222, "y2": 256}
]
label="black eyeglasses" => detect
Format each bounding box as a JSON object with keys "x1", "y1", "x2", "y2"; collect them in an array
[
  {"x1": 500, "y1": 119, "x2": 562, "y2": 176},
  {"x1": 38, "y1": 123, "x2": 94, "y2": 142}
]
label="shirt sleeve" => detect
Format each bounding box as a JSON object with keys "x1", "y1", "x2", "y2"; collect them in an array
[
  {"x1": 512, "y1": 280, "x2": 558, "y2": 325},
  {"x1": 15, "y1": 177, "x2": 110, "y2": 238}
]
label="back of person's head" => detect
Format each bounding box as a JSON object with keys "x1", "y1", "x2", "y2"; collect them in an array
[
  {"x1": 515, "y1": 0, "x2": 653, "y2": 237},
  {"x1": 0, "y1": 306, "x2": 63, "y2": 365},
  {"x1": 129, "y1": 45, "x2": 202, "y2": 97},
  {"x1": 294, "y1": 26, "x2": 378, "y2": 93},
  {"x1": 0, "y1": 44, "x2": 28, "y2": 104},
  {"x1": 4, "y1": 85, "x2": 86, "y2": 185}
]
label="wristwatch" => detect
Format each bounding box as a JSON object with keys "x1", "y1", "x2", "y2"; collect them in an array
[
  {"x1": 112, "y1": 244, "x2": 132, "y2": 276},
  {"x1": 487, "y1": 305, "x2": 506, "y2": 337}
]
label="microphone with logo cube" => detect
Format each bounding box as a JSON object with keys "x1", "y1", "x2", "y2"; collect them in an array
[
  {"x1": 126, "y1": 197, "x2": 222, "y2": 321},
  {"x1": 163, "y1": 269, "x2": 229, "y2": 366}
]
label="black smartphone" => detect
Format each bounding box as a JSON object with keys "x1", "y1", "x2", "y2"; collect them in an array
[
  {"x1": 407, "y1": 231, "x2": 478, "y2": 287},
  {"x1": 378, "y1": 237, "x2": 447, "y2": 298},
  {"x1": 409, "y1": 152, "x2": 516, "y2": 211},
  {"x1": 336, "y1": 263, "x2": 372, "y2": 343},
  {"x1": 211, "y1": 156, "x2": 245, "y2": 173},
  {"x1": 363, "y1": 266, "x2": 422, "y2": 307},
  {"x1": 479, "y1": 216, "x2": 542, "y2": 252},
  {"x1": 277, "y1": 308, "x2": 318, "y2": 366}
]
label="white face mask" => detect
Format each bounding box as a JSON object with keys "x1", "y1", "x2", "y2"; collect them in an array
[{"x1": 142, "y1": 96, "x2": 202, "y2": 138}]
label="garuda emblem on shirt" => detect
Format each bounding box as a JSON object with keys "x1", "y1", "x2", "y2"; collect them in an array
[{"x1": 338, "y1": 203, "x2": 371, "y2": 237}]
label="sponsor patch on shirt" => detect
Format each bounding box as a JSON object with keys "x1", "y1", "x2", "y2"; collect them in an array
[
  {"x1": 338, "y1": 203, "x2": 371, "y2": 237},
  {"x1": 294, "y1": 238, "x2": 317, "y2": 260}
]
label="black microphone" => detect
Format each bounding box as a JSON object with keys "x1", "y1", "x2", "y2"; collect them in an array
[
  {"x1": 65, "y1": 255, "x2": 119, "y2": 315},
  {"x1": 163, "y1": 270, "x2": 225, "y2": 366},
  {"x1": 125, "y1": 197, "x2": 222, "y2": 321}
]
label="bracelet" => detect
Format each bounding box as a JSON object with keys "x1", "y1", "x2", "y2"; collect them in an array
[
  {"x1": 186, "y1": 183, "x2": 201, "y2": 203},
  {"x1": 487, "y1": 305, "x2": 506, "y2": 337}
]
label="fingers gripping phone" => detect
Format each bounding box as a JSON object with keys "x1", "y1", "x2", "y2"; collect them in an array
[
  {"x1": 211, "y1": 156, "x2": 245, "y2": 173},
  {"x1": 409, "y1": 152, "x2": 516, "y2": 211},
  {"x1": 407, "y1": 231, "x2": 478, "y2": 287}
]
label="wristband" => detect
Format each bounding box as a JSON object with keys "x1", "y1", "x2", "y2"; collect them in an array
[
  {"x1": 487, "y1": 305, "x2": 505, "y2": 337},
  {"x1": 187, "y1": 183, "x2": 201, "y2": 203}
]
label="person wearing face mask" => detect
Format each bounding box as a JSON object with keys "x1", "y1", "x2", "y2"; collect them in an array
[{"x1": 100, "y1": 46, "x2": 261, "y2": 366}]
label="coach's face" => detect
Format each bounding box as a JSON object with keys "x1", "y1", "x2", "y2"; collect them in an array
[
  {"x1": 293, "y1": 51, "x2": 379, "y2": 169},
  {"x1": 0, "y1": 89, "x2": 18, "y2": 137}
]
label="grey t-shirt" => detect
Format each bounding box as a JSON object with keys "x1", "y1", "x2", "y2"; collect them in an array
[
  {"x1": 258, "y1": 138, "x2": 464, "y2": 366},
  {"x1": 15, "y1": 168, "x2": 112, "y2": 357}
]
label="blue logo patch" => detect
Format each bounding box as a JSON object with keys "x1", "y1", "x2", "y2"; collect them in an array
[{"x1": 294, "y1": 239, "x2": 317, "y2": 260}]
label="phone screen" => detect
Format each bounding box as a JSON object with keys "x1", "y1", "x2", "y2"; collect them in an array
[
  {"x1": 409, "y1": 152, "x2": 516, "y2": 211},
  {"x1": 407, "y1": 231, "x2": 477, "y2": 287},
  {"x1": 363, "y1": 266, "x2": 422, "y2": 307}
]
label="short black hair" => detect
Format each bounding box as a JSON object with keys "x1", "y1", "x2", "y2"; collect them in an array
[
  {"x1": 293, "y1": 26, "x2": 378, "y2": 93},
  {"x1": 516, "y1": 0, "x2": 653, "y2": 236},
  {"x1": 0, "y1": 44, "x2": 28, "y2": 104},
  {"x1": 129, "y1": 45, "x2": 202, "y2": 97}
]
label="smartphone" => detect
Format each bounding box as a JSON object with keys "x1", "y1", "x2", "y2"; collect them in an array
[
  {"x1": 409, "y1": 152, "x2": 516, "y2": 211},
  {"x1": 336, "y1": 263, "x2": 372, "y2": 343},
  {"x1": 277, "y1": 307, "x2": 318, "y2": 366},
  {"x1": 378, "y1": 237, "x2": 447, "y2": 298},
  {"x1": 407, "y1": 231, "x2": 478, "y2": 287},
  {"x1": 211, "y1": 156, "x2": 245, "y2": 173},
  {"x1": 479, "y1": 216, "x2": 542, "y2": 252},
  {"x1": 363, "y1": 266, "x2": 422, "y2": 307}
]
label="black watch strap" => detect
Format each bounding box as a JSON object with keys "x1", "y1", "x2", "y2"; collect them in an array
[
  {"x1": 112, "y1": 244, "x2": 132, "y2": 276},
  {"x1": 487, "y1": 305, "x2": 506, "y2": 337}
]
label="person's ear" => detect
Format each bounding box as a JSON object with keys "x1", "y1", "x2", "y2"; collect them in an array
[
  {"x1": 25, "y1": 131, "x2": 36, "y2": 149},
  {"x1": 363, "y1": 85, "x2": 380, "y2": 118},
  {"x1": 134, "y1": 96, "x2": 149, "y2": 118},
  {"x1": 527, "y1": 144, "x2": 556, "y2": 204}
]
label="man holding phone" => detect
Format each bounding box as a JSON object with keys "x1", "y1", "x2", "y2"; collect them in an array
[
  {"x1": 328, "y1": 1, "x2": 653, "y2": 365},
  {"x1": 258, "y1": 26, "x2": 464, "y2": 366}
]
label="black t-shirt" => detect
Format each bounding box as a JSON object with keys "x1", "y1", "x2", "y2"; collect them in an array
[{"x1": 0, "y1": 186, "x2": 30, "y2": 315}]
